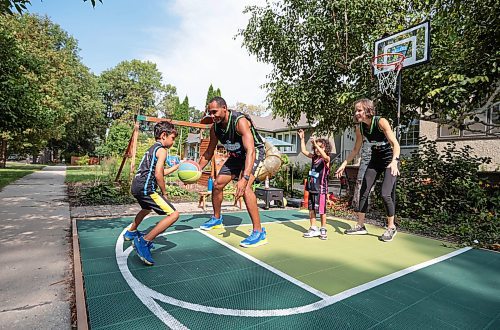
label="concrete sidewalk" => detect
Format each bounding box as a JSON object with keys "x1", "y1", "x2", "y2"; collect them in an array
[{"x1": 0, "y1": 166, "x2": 71, "y2": 329}]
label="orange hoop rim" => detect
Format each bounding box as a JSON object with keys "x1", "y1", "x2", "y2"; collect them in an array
[{"x1": 371, "y1": 52, "x2": 406, "y2": 69}]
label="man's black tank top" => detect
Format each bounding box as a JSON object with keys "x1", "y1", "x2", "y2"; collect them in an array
[
  {"x1": 214, "y1": 110, "x2": 265, "y2": 158},
  {"x1": 131, "y1": 141, "x2": 165, "y2": 196}
]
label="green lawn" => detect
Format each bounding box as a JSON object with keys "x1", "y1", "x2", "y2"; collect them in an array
[
  {"x1": 0, "y1": 163, "x2": 46, "y2": 190},
  {"x1": 65, "y1": 165, "x2": 179, "y2": 184},
  {"x1": 65, "y1": 165, "x2": 113, "y2": 183}
]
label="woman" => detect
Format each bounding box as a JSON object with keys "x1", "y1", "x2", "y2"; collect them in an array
[{"x1": 335, "y1": 99, "x2": 400, "y2": 242}]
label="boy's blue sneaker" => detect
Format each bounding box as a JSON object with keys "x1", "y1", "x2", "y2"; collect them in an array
[
  {"x1": 123, "y1": 229, "x2": 145, "y2": 241},
  {"x1": 240, "y1": 228, "x2": 268, "y2": 248},
  {"x1": 200, "y1": 215, "x2": 224, "y2": 231},
  {"x1": 133, "y1": 236, "x2": 155, "y2": 266}
]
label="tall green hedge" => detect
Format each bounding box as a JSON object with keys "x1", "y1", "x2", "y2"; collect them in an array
[{"x1": 397, "y1": 139, "x2": 499, "y2": 247}]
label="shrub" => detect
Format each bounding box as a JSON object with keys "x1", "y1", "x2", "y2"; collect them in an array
[
  {"x1": 79, "y1": 181, "x2": 135, "y2": 205},
  {"x1": 397, "y1": 138, "x2": 498, "y2": 247},
  {"x1": 76, "y1": 155, "x2": 90, "y2": 166}
]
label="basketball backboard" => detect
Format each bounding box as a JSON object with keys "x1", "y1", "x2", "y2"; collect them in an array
[{"x1": 373, "y1": 21, "x2": 430, "y2": 75}]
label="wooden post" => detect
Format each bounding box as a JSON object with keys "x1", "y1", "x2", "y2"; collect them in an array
[
  {"x1": 115, "y1": 128, "x2": 134, "y2": 182},
  {"x1": 129, "y1": 122, "x2": 140, "y2": 179}
]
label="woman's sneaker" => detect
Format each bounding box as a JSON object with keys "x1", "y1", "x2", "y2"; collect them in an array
[
  {"x1": 344, "y1": 224, "x2": 368, "y2": 235},
  {"x1": 303, "y1": 227, "x2": 320, "y2": 238},
  {"x1": 240, "y1": 228, "x2": 268, "y2": 248},
  {"x1": 123, "y1": 229, "x2": 145, "y2": 241},
  {"x1": 200, "y1": 215, "x2": 224, "y2": 230},
  {"x1": 380, "y1": 227, "x2": 397, "y2": 242},
  {"x1": 320, "y1": 227, "x2": 327, "y2": 240}
]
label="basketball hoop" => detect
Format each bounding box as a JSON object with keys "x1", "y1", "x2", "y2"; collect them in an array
[{"x1": 371, "y1": 53, "x2": 405, "y2": 95}]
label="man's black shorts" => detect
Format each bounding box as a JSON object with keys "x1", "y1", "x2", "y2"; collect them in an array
[
  {"x1": 219, "y1": 146, "x2": 265, "y2": 179},
  {"x1": 133, "y1": 192, "x2": 176, "y2": 215}
]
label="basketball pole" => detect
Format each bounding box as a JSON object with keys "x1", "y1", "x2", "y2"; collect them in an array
[{"x1": 396, "y1": 71, "x2": 402, "y2": 142}]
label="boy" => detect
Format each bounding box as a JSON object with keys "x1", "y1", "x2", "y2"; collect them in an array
[{"x1": 124, "y1": 121, "x2": 180, "y2": 265}]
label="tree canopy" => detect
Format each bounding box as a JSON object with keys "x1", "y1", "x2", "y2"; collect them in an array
[
  {"x1": 239, "y1": 0, "x2": 499, "y2": 136},
  {"x1": 99, "y1": 60, "x2": 174, "y2": 124},
  {"x1": 0, "y1": 14, "x2": 105, "y2": 164},
  {"x1": 205, "y1": 84, "x2": 222, "y2": 108},
  {"x1": 1, "y1": 0, "x2": 102, "y2": 15}
]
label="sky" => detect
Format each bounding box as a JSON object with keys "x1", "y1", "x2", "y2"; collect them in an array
[{"x1": 27, "y1": 0, "x2": 270, "y2": 111}]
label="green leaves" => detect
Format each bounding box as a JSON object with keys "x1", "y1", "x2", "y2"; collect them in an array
[
  {"x1": 1, "y1": 14, "x2": 104, "y2": 161},
  {"x1": 99, "y1": 60, "x2": 166, "y2": 124},
  {"x1": 1, "y1": 0, "x2": 102, "y2": 15},
  {"x1": 397, "y1": 138, "x2": 498, "y2": 246},
  {"x1": 239, "y1": 0, "x2": 500, "y2": 135}
]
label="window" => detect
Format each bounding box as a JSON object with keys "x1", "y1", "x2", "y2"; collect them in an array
[
  {"x1": 400, "y1": 119, "x2": 420, "y2": 147},
  {"x1": 439, "y1": 125, "x2": 460, "y2": 137},
  {"x1": 258, "y1": 131, "x2": 272, "y2": 138},
  {"x1": 489, "y1": 102, "x2": 500, "y2": 134},
  {"x1": 276, "y1": 132, "x2": 297, "y2": 153},
  {"x1": 439, "y1": 103, "x2": 499, "y2": 138}
]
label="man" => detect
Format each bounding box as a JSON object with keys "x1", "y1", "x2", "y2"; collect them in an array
[{"x1": 197, "y1": 96, "x2": 267, "y2": 247}]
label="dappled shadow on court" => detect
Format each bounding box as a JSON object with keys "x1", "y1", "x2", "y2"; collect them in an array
[{"x1": 77, "y1": 209, "x2": 500, "y2": 329}]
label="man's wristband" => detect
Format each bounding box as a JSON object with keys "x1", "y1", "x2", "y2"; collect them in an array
[{"x1": 243, "y1": 175, "x2": 250, "y2": 181}]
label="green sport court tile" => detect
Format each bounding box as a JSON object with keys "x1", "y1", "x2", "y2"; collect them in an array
[
  {"x1": 207, "y1": 212, "x2": 459, "y2": 295},
  {"x1": 77, "y1": 211, "x2": 500, "y2": 329}
]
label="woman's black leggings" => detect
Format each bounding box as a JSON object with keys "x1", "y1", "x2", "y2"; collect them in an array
[{"x1": 357, "y1": 166, "x2": 397, "y2": 217}]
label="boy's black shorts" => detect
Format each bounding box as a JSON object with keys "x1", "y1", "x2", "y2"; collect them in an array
[
  {"x1": 134, "y1": 192, "x2": 176, "y2": 215},
  {"x1": 219, "y1": 146, "x2": 265, "y2": 179}
]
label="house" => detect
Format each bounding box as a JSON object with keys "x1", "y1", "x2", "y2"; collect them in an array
[
  {"x1": 251, "y1": 113, "x2": 337, "y2": 167},
  {"x1": 338, "y1": 102, "x2": 499, "y2": 171},
  {"x1": 184, "y1": 113, "x2": 338, "y2": 167},
  {"x1": 419, "y1": 103, "x2": 499, "y2": 171}
]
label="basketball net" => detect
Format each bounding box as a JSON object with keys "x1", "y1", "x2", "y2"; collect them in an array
[{"x1": 371, "y1": 53, "x2": 405, "y2": 96}]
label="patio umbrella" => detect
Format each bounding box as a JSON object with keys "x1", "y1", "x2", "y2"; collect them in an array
[{"x1": 265, "y1": 136, "x2": 293, "y2": 147}]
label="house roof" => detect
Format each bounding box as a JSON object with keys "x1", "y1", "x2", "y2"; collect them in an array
[{"x1": 250, "y1": 113, "x2": 313, "y2": 132}]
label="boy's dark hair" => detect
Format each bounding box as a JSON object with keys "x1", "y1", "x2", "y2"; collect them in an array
[
  {"x1": 154, "y1": 121, "x2": 178, "y2": 140},
  {"x1": 208, "y1": 96, "x2": 227, "y2": 108},
  {"x1": 313, "y1": 138, "x2": 332, "y2": 155}
]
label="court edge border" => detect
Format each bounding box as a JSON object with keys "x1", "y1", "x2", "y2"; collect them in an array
[
  {"x1": 75, "y1": 212, "x2": 479, "y2": 327},
  {"x1": 73, "y1": 218, "x2": 89, "y2": 330}
]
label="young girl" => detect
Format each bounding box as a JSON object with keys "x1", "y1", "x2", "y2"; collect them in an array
[
  {"x1": 335, "y1": 98, "x2": 400, "y2": 242},
  {"x1": 298, "y1": 129, "x2": 331, "y2": 240}
]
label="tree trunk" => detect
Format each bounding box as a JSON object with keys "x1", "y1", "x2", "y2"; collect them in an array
[{"x1": 0, "y1": 138, "x2": 6, "y2": 168}]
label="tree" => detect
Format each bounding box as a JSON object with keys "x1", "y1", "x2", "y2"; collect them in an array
[
  {"x1": 172, "y1": 96, "x2": 190, "y2": 122},
  {"x1": 239, "y1": 0, "x2": 500, "y2": 136},
  {"x1": 55, "y1": 66, "x2": 106, "y2": 160},
  {"x1": 0, "y1": 14, "x2": 104, "y2": 165},
  {"x1": 95, "y1": 122, "x2": 132, "y2": 157},
  {"x1": 205, "y1": 84, "x2": 222, "y2": 108},
  {"x1": 1, "y1": 0, "x2": 102, "y2": 14},
  {"x1": 232, "y1": 102, "x2": 267, "y2": 117},
  {"x1": 99, "y1": 60, "x2": 168, "y2": 125},
  {"x1": 157, "y1": 84, "x2": 178, "y2": 118}
]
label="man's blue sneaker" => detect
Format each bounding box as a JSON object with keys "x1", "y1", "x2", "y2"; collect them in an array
[
  {"x1": 240, "y1": 228, "x2": 268, "y2": 248},
  {"x1": 123, "y1": 229, "x2": 145, "y2": 241},
  {"x1": 200, "y1": 215, "x2": 224, "y2": 231},
  {"x1": 133, "y1": 236, "x2": 155, "y2": 266}
]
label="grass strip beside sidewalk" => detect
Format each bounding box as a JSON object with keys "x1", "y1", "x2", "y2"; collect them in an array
[{"x1": 0, "y1": 163, "x2": 46, "y2": 190}]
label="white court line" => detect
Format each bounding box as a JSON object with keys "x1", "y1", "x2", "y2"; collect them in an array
[
  {"x1": 117, "y1": 226, "x2": 472, "y2": 320},
  {"x1": 197, "y1": 229, "x2": 330, "y2": 299},
  {"x1": 157, "y1": 216, "x2": 313, "y2": 238},
  {"x1": 116, "y1": 232, "x2": 188, "y2": 329}
]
